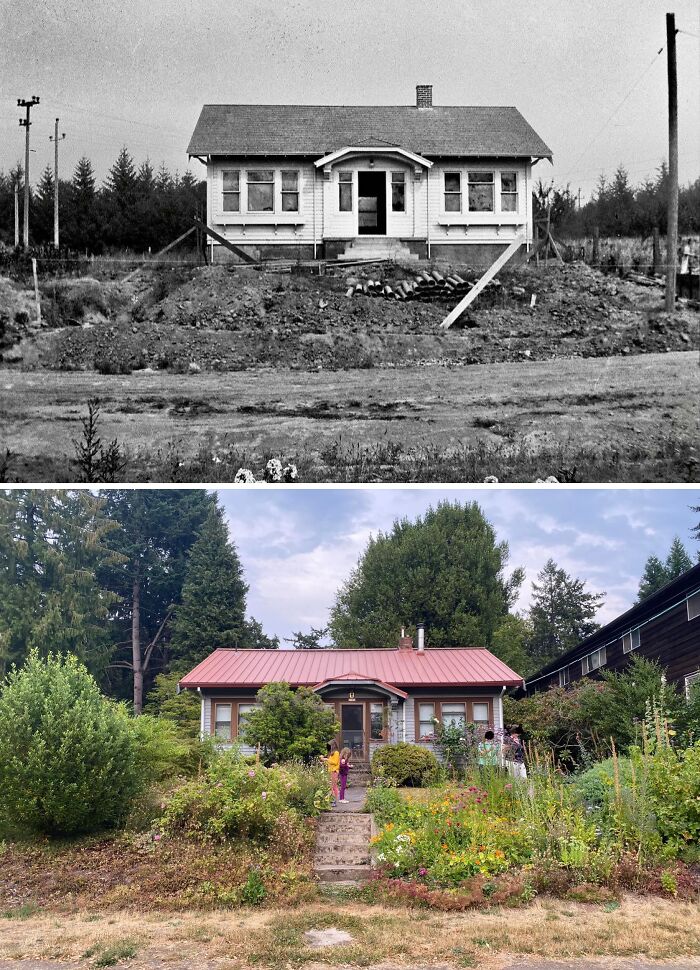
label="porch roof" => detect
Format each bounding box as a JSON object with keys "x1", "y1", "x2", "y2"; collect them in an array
[
  {"x1": 179, "y1": 647, "x2": 523, "y2": 690},
  {"x1": 312, "y1": 672, "x2": 408, "y2": 700},
  {"x1": 188, "y1": 104, "x2": 552, "y2": 160},
  {"x1": 314, "y1": 146, "x2": 433, "y2": 169}
]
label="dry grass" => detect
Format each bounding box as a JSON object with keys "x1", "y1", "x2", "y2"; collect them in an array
[{"x1": 1, "y1": 896, "x2": 698, "y2": 969}]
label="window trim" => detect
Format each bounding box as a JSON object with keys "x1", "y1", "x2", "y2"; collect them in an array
[
  {"x1": 212, "y1": 700, "x2": 233, "y2": 741},
  {"x1": 222, "y1": 169, "x2": 240, "y2": 213},
  {"x1": 281, "y1": 169, "x2": 300, "y2": 213},
  {"x1": 210, "y1": 697, "x2": 260, "y2": 739},
  {"x1": 622, "y1": 627, "x2": 641, "y2": 654},
  {"x1": 246, "y1": 168, "x2": 275, "y2": 213},
  {"x1": 685, "y1": 670, "x2": 700, "y2": 700},
  {"x1": 467, "y1": 170, "x2": 495, "y2": 213},
  {"x1": 687, "y1": 590, "x2": 700, "y2": 621},
  {"x1": 391, "y1": 170, "x2": 406, "y2": 212},
  {"x1": 414, "y1": 697, "x2": 494, "y2": 742},
  {"x1": 581, "y1": 646, "x2": 607, "y2": 675},
  {"x1": 338, "y1": 170, "x2": 353, "y2": 212},
  {"x1": 500, "y1": 171, "x2": 518, "y2": 213},
  {"x1": 558, "y1": 667, "x2": 571, "y2": 688},
  {"x1": 443, "y1": 171, "x2": 462, "y2": 213}
]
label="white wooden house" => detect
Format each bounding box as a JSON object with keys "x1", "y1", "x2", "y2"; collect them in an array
[{"x1": 187, "y1": 85, "x2": 552, "y2": 267}]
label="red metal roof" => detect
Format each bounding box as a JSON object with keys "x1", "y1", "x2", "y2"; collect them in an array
[{"x1": 179, "y1": 648, "x2": 523, "y2": 690}]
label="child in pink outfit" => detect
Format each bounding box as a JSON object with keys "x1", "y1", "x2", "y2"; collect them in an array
[{"x1": 338, "y1": 747, "x2": 353, "y2": 802}]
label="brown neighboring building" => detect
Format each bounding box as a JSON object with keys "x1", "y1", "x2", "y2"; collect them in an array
[{"x1": 524, "y1": 563, "x2": 700, "y2": 698}]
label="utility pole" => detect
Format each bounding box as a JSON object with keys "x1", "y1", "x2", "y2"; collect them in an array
[
  {"x1": 14, "y1": 180, "x2": 20, "y2": 247},
  {"x1": 665, "y1": 12, "x2": 678, "y2": 311},
  {"x1": 17, "y1": 96, "x2": 39, "y2": 249},
  {"x1": 49, "y1": 118, "x2": 66, "y2": 248}
]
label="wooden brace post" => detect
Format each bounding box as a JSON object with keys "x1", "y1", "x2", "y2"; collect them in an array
[{"x1": 440, "y1": 233, "x2": 525, "y2": 329}]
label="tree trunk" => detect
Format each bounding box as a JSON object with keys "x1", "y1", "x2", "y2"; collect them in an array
[{"x1": 132, "y1": 577, "x2": 143, "y2": 715}]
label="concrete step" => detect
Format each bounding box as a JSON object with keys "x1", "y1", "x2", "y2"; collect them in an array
[
  {"x1": 315, "y1": 850, "x2": 371, "y2": 866},
  {"x1": 317, "y1": 815, "x2": 371, "y2": 828},
  {"x1": 315, "y1": 864, "x2": 372, "y2": 883}
]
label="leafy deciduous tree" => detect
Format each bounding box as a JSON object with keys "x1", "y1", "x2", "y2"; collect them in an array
[{"x1": 241, "y1": 682, "x2": 339, "y2": 764}]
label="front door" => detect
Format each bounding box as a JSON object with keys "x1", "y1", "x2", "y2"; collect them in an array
[
  {"x1": 340, "y1": 703, "x2": 365, "y2": 758},
  {"x1": 358, "y1": 171, "x2": 387, "y2": 235}
]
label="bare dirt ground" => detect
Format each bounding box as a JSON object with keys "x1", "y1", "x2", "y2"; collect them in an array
[
  {"x1": 0, "y1": 352, "x2": 697, "y2": 482},
  {"x1": 0, "y1": 260, "x2": 697, "y2": 482},
  {"x1": 0, "y1": 898, "x2": 698, "y2": 970}
]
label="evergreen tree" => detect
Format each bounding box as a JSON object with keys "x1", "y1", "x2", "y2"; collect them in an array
[
  {"x1": 329, "y1": 501, "x2": 523, "y2": 649},
  {"x1": 0, "y1": 490, "x2": 123, "y2": 679},
  {"x1": 527, "y1": 559, "x2": 604, "y2": 665},
  {"x1": 490, "y1": 614, "x2": 537, "y2": 678},
  {"x1": 103, "y1": 147, "x2": 138, "y2": 248},
  {"x1": 637, "y1": 536, "x2": 694, "y2": 602},
  {"x1": 242, "y1": 617, "x2": 280, "y2": 650},
  {"x1": 66, "y1": 157, "x2": 99, "y2": 252},
  {"x1": 170, "y1": 503, "x2": 249, "y2": 667},
  {"x1": 33, "y1": 165, "x2": 55, "y2": 245},
  {"x1": 100, "y1": 489, "x2": 215, "y2": 712},
  {"x1": 285, "y1": 626, "x2": 329, "y2": 649}
]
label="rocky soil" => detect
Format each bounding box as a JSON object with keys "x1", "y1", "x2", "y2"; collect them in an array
[{"x1": 0, "y1": 260, "x2": 697, "y2": 373}]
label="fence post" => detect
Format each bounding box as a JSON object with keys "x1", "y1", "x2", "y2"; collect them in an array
[
  {"x1": 592, "y1": 226, "x2": 600, "y2": 267},
  {"x1": 32, "y1": 257, "x2": 41, "y2": 326},
  {"x1": 653, "y1": 227, "x2": 661, "y2": 276}
]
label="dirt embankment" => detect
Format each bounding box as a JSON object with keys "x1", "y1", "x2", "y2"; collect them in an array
[{"x1": 1, "y1": 260, "x2": 697, "y2": 373}]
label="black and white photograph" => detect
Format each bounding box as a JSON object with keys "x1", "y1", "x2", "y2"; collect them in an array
[{"x1": 0, "y1": 0, "x2": 698, "y2": 483}]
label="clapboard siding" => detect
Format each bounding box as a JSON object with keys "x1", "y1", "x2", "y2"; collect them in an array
[{"x1": 527, "y1": 566, "x2": 700, "y2": 694}]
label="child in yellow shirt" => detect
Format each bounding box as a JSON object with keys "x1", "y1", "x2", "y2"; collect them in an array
[{"x1": 321, "y1": 740, "x2": 340, "y2": 805}]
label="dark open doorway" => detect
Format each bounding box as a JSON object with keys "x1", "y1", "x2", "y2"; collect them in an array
[
  {"x1": 357, "y1": 171, "x2": 386, "y2": 235},
  {"x1": 340, "y1": 703, "x2": 365, "y2": 758}
]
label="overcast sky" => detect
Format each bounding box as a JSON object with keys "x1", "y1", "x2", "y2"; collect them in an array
[
  {"x1": 214, "y1": 487, "x2": 699, "y2": 647},
  {"x1": 1, "y1": 0, "x2": 698, "y2": 200}
]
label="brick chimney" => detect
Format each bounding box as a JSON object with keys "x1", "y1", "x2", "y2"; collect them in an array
[
  {"x1": 398, "y1": 626, "x2": 414, "y2": 650},
  {"x1": 416, "y1": 84, "x2": 433, "y2": 109}
]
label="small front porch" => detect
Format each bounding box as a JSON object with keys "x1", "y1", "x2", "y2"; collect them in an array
[{"x1": 312, "y1": 673, "x2": 406, "y2": 761}]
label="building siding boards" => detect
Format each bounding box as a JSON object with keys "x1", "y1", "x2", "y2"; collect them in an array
[{"x1": 526, "y1": 565, "x2": 700, "y2": 695}]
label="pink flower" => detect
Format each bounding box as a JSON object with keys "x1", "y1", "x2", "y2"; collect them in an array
[
  {"x1": 248, "y1": 770, "x2": 256, "y2": 777},
  {"x1": 153, "y1": 833, "x2": 161, "y2": 842},
  {"x1": 261, "y1": 791, "x2": 268, "y2": 800},
  {"x1": 418, "y1": 868, "x2": 428, "y2": 876},
  {"x1": 505, "y1": 783, "x2": 512, "y2": 790}
]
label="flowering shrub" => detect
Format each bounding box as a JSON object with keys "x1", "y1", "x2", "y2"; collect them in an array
[
  {"x1": 159, "y1": 750, "x2": 328, "y2": 841},
  {"x1": 233, "y1": 460, "x2": 299, "y2": 484}
]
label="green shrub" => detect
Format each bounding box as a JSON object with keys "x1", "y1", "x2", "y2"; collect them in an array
[
  {"x1": 572, "y1": 757, "x2": 634, "y2": 808},
  {"x1": 365, "y1": 783, "x2": 406, "y2": 825},
  {"x1": 240, "y1": 682, "x2": 339, "y2": 764},
  {"x1": 158, "y1": 749, "x2": 327, "y2": 841},
  {"x1": 0, "y1": 652, "x2": 145, "y2": 835},
  {"x1": 371, "y1": 743, "x2": 439, "y2": 787},
  {"x1": 645, "y1": 742, "x2": 700, "y2": 852}
]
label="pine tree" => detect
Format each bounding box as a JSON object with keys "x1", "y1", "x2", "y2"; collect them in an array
[
  {"x1": 637, "y1": 536, "x2": 694, "y2": 602},
  {"x1": 528, "y1": 559, "x2": 605, "y2": 664},
  {"x1": 170, "y1": 504, "x2": 249, "y2": 667},
  {"x1": 33, "y1": 165, "x2": 54, "y2": 245},
  {"x1": 665, "y1": 536, "x2": 693, "y2": 577}
]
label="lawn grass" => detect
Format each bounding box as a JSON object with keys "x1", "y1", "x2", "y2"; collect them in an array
[{"x1": 0, "y1": 898, "x2": 698, "y2": 967}]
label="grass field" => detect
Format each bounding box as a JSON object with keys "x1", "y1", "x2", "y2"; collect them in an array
[
  {"x1": 0, "y1": 897, "x2": 699, "y2": 969},
  {"x1": 0, "y1": 352, "x2": 697, "y2": 482}
]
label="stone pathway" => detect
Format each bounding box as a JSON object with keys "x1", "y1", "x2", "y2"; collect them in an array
[{"x1": 314, "y1": 784, "x2": 372, "y2": 882}]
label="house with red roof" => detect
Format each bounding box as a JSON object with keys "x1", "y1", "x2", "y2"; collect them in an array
[
  {"x1": 187, "y1": 85, "x2": 552, "y2": 266},
  {"x1": 178, "y1": 627, "x2": 524, "y2": 760}
]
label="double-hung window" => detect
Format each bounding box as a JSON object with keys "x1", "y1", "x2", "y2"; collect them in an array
[
  {"x1": 685, "y1": 671, "x2": 700, "y2": 700},
  {"x1": 213, "y1": 702, "x2": 232, "y2": 740},
  {"x1": 622, "y1": 627, "x2": 641, "y2": 654},
  {"x1": 441, "y1": 702, "x2": 466, "y2": 730},
  {"x1": 582, "y1": 646, "x2": 606, "y2": 674},
  {"x1": 468, "y1": 171, "x2": 494, "y2": 211},
  {"x1": 281, "y1": 170, "x2": 299, "y2": 212},
  {"x1": 471, "y1": 702, "x2": 490, "y2": 726},
  {"x1": 237, "y1": 703, "x2": 260, "y2": 734},
  {"x1": 559, "y1": 667, "x2": 571, "y2": 688},
  {"x1": 247, "y1": 169, "x2": 274, "y2": 211},
  {"x1": 222, "y1": 170, "x2": 240, "y2": 212},
  {"x1": 339, "y1": 171, "x2": 353, "y2": 211},
  {"x1": 391, "y1": 171, "x2": 406, "y2": 212},
  {"x1": 370, "y1": 702, "x2": 385, "y2": 741},
  {"x1": 444, "y1": 172, "x2": 461, "y2": 212},
  {"x1": 500, "y1": 172, "x2": 518, "y2": 212},
  {"x1": 418, "y1": 702, "x2": 436, "y2": 739}
]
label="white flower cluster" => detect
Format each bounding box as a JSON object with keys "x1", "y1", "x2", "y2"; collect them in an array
[{"x1": 233, "y1": 460, "x2": 299, "y2": 484}]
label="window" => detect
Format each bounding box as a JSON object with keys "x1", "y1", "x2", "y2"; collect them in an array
[
  {"x1": 500, "y1": 172, "x2": 518, "y2": 212},
  {"x1": 213, "y1": 703, "x2": 232, "y2": 740},
  {"x1": 247, "y1": 169, "x2": 274, "y2": 211},
  {"x1": 418, "y1": 702, "x2": 436, "y2": 739},
  {"x1": 688, "y1": 591, "x2": 700, "y2": 621},
  {"x1": 222, "y1": 170, "x2": 240, "y2": 212},
  {"x1": 339, "y1": 171, "x2": 352, "y2": 211},
  {"x1": 370, "y1": 702, "x2": 385, "y2": 741},
  {"x1": 237, "y1": 703, "x2": 260, "y2": 733},
  {"x1": 441, "y1": 702, "x2": 466, "y2": 730},
  {"x1": 468, "y1": 171, "x2": 494, "y2": 211},
  {"x1": 281, "y1": 170, "x2": 299, "y2": 212},
  {"x1": 582, "y1": 646, "x2": 607, "y2": 674},
  {"x1": 558, "y1": 667, "x2": 571, "y2": 687},
  {"x1": 444, "y1": 172, "x2": 461, "y2": 212},
  {"x1": 391, "y1": 171, "x2": 406, "y2": 212},
  {"x1": 622, "y1": 627, "x2": 641, "y2": 654},
  {"x1": 685, "y1": 670, "x2": 700, "y2": 700},
  {"x1": 471, "y1": 702, "x2": 490, "y2": 726}
]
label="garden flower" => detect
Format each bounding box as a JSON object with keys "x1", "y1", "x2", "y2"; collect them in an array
[
  {"x1": 265, "y1": 458, "x2": 283, "y2": 482},
  {"x1": 418, "y1": 868, "x2": 428, "y2": 876},
  {"x1": 248, "y1": 769, "x2": 256, "y2": 777},
  {"x1": 234, "y1": 468, "x2": 256, "y2": 483},
  {"x1": 261, "y1": 791, "x2": 268, "y2": 800}
]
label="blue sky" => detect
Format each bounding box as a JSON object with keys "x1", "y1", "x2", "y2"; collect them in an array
[{"x1": 217, "y1": 487, "x2": 699, "y2": 646}]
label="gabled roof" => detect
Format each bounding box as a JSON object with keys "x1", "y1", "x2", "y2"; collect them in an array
[
  {"x1": 312, "y1": 672, "x2": 408, "y2": 699},
  {"x1": 178, "y1": 647, "x2": 524, "y2": 690},
  {"x1": 187, "y1": 104, "x2": 552, "y2": 160}
]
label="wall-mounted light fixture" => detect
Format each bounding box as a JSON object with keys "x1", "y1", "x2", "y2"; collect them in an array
[
  {"x1": 368, "y1": 158, "x2": 374, "y2": 169},
  {"x1": 348, "y1": 691, "x2": 356, "y2": 702}
]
